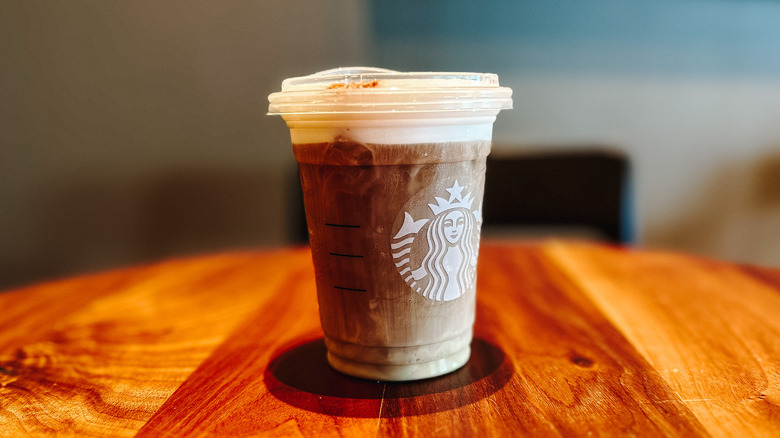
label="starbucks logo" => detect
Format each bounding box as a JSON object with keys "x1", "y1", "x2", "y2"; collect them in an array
[{"x1": 391, "y1": 180, "x2": 481, "y2": 302}]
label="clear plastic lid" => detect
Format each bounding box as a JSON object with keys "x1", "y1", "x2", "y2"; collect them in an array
[{"x1": 267, "y1": 67, "x2": 513, "y2": 115}]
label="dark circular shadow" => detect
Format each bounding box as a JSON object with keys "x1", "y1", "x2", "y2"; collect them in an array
[{"x1": 264, "y1": 337, "x2": 513, "y2": 417}]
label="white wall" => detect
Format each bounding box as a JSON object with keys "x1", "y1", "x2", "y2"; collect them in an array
[{"x1": 494, "y1": 73, "x2": 780, "y2": 266}]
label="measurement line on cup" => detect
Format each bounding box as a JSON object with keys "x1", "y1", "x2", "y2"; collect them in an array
[
  {"x1": 325, "y1": 223, "x2": 361, "y2": 228},
  {"x1": 334, "y1": 286, "x2": 367, "y2": 292},
  {"x1": 329, "y1": 252, "x2": 364, "y2": 258}
]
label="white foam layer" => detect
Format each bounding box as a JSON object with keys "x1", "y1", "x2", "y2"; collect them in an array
[{"x1": 284, "y1": 114, "x2": 497, "y2": 144}]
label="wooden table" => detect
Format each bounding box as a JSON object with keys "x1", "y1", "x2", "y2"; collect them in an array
[{"x1": 1, "y1": 241, "x2": 779, "y2": 437}]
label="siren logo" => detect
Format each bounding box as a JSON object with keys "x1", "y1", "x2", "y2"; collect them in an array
[{"x1": 391, "y1": 180, "x2": 481, "y2": 302}]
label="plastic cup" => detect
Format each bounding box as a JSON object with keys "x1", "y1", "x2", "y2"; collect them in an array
[{"x1": 268, "y1": 67, "x2": 512, "y2": 381}]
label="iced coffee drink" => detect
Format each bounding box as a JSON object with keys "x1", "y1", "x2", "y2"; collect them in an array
[{"x1": 268, "y1": 67, "x2": 511, "y2": 381}]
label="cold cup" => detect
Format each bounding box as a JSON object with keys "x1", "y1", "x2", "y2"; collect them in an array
[{"x1": 268, "y1": 67, "x2": 512, "y2": 381}]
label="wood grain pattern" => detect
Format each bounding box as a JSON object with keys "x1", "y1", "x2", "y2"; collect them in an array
[
  {"x1": 545, "y1": 242, "x2": 780, "y2": 437},
  {"x1": 1, "y1": 241, "x2": 779, "y2": 437},
  {"x1": 0, "y1": 250, "x2": 311, "y2": 437}
]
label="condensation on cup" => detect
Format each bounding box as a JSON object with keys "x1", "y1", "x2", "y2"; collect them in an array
[{"x1": 268, "y1": 67, "x2": 512, "y2": 381}]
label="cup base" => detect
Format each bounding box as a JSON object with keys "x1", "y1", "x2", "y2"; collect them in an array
[{"x1": 326, "y1": 345, "x2": 470, "y2": 382}]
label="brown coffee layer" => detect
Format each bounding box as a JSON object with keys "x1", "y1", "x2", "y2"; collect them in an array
[
  {"x1": 295, "y1": 139, "x2": 489, "y2": 364},
  {"x1": 293, "y1": 138, "x2": 490, "y2": 166}
]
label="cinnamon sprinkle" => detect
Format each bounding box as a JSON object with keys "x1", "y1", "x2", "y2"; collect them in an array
[{"x1": 328, "y1": 80, "x2": 379, "y2": 89}]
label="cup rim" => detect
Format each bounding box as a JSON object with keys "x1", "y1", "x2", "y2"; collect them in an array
[{"x1": 268, "y1": 67, "x2": 513, "y2": 116}]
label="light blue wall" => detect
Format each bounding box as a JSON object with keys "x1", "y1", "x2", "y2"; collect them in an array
[{"x1": 370, "y1": 0, "x2": 780, "y2": 77}]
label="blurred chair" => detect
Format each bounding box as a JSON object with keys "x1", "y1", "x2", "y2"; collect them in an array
[{"x1": 482, "y1": 147, "x2": 634, "y2": 244}]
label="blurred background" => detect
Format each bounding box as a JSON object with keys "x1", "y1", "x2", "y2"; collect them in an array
[{"x1": 3, "y1": 0, "x2": 780, "y2": 290}]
